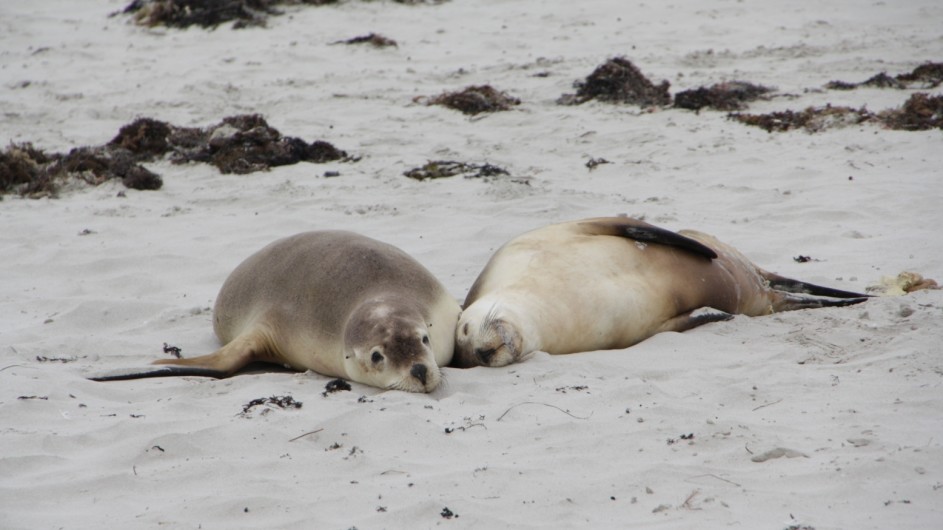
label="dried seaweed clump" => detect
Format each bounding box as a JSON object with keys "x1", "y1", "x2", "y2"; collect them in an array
[
  {"x1": 119, "y1": 0, "x2": 444, "y2": 29},
  {"x1": 877, "y1": 93, "x2": 943, "y2": 131},
  {"x1": 826, "y1": 62, "x2": 943, "y2": 90},
  {"x1": 732, "y1": 93, "x2": 943, "y2": 133},
  {"x1": 404, "y1": 160, "x2": 509, "y2": 181},
  {"x1": 1, "y1": 142, "x2": 161, "y2": 198},
  {"x1": 241, "y1": 395, "x2": 303, "y2": 415},
  {"x1": 171, "y1": 114, "x2": 350, "y2": 174},
  {"x1": 426, "y1": 85, "x2": 521, "y2": 115},
  {"x1": 674, "y1": 81, "x2": 773, "y2": 111},
  {"x1": 111, "y1": 114, "x2": 350, "y2": 174},
  {"x1": 333, "y1": 33, "x2": 398, "y2": 48},
  {"x1": 109, "y1": 117, "x2": 174, "y2": 158},
  {"x1": 729, "y1": 105, "x2": 873, "y2": 133},
  {"x1": 322, "y1": 378, "x2": 352, "y2": 396},
  {"x1": 558, "y1": 57, "x2": 671, "y2": 107},
  {"x1": 119, "y1": 0, "x2": 288, "y2": 29},
  {"x1": 2, "y1": 114, "x2": 349, "y2": 198},
  {"x1": 1, "y1": 144, "x2": 50, "y2": 196}
]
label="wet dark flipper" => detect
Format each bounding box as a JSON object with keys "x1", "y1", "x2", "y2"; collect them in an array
[
  {"x1": 657, "y1": 307, "x2": 734, "y2": 334},
  {"x1": 578, "y1": 218, "x2": 718, "y2": 260},
  {"x1": 773, "y1": 293, "x2": 869, "y2": 312},
  {"x1": 88, "y1": 365, "x2": 227, "y2": 381},
  {"x1": 89, "y1": 332, "x2": 264, "y2": 382},
  {"x1": 766, "y1": 275, "x2": 871, "y2": 299}
]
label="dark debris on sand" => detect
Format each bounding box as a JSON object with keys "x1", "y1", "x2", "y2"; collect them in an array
[
  {"x1": 731, "y1": 93, "x2": 943, "y2": 133},
  {"x1": 333, "y1": 32, "x2": 398, "y2": 48},
  {"x1": 1, "y1": 142, "x2": 162, "y2": 198},
  {"x1": 153, "y1": 114, "x2": 352, "y2": 174},
  {"x1": 241, "y1": 395, "x2": 303, "y2": 414},
  {"x1": 119, "y1": 0, "x2": 341, "y2": 29},
  {"x1": 425, "y1": 85, "x2": 521, "y2": 115},
  {"x1": 558, "y1": 57, "x2": 671, "y2": 107},
  {"x1": 877, "y1": 93, "x2": 943, "y2": 131},
  {"x1": 729, "y1": 105, "x2": 873, "y2": 133},
  {"x1": 674, "y1": 81, "x2": 773, "y2": 112},
  {"x1": 2, "y1": 114, "x2": 349, "y2": 198},
  {"x1": 826, "y1": 62, "x2": 943, "y2": 90},
  {"x1": 323, "y1": 378, "x2": 352, "y2": 396},
  {"x1": 119, "y1": 0, "x2": 448, "y2": 29},
  {"x1": 404, "y1": 160, "x2": 510, "y2": 181}
]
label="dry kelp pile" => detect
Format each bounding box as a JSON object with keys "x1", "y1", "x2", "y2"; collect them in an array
[
  {"x1": 730, "y1": 105, "x2": 873, "y2": 133},
  {"x1": 423, "y1": 85, "x2": 521, "y2": 116},
  {"x1": 119, "y1": 0, "x2": 448, "y2": 29},
  {"x1": 125, "y1": 114, "x2": 351, "y2": 174},
  {"x1": 404, "y1": 160, "x2": 509, "y2": 181},
  {"x1": 1, "y1": 114, "x2": 349, "y2": 198},
  {"x1": 240, "y1": 395, "x2": 303, "y2": 416},
  {"x1": 826, "y1": 62, "x2": 943, "y2": 90},
  {"x1": 731, "y1": 93, "x2": 943, "y2": 133},
  {"x1": 558, "y1": 57, "x2": 671, "y2": 107},
  {"x1": 1, "y1": 143, "x2": 162, "y2": 198},
  {"x1": 119, "y1": 0, "x2": 306, "y2": 29},
  {"x1": 877, "y1": 92, "x2": 943, "y2": 131},
  {"x1": 674, "y1": 81, "x2": 773, "y2": 111}
]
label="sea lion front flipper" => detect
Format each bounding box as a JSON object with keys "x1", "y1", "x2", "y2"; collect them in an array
[
  {"x1": 656, "y1": 307, "x2": 734, "y2": 334},
  {"x1": 578, "y1": 218, "x2": 718, "y2": 260}
]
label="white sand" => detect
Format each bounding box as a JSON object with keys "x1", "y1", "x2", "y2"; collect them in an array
[{"x1": 2, "y1": 0, "x2": 942, "y2": 528}]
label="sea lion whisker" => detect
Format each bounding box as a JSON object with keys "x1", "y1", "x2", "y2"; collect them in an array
[{"x1": 480, "y1": 302, "x2": 500, "y2": 335}]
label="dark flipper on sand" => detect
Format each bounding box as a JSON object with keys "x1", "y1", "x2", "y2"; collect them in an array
[
  {"x1": 88, "y1": 365, "x2": 227, "y2": 381},
  {"x1": 773, "y1": 293, "x2": 870, "y2": 312},
  {"x1": 657, "y1": 307, "x2": 735, "y2": 334},
  {"x1": 765, "y1": 272, "x2": 872, "y2": 300},
  {"x1": 579, "y1": 217, "x2": 718, "y2": 260},
  {"x1": 89, "y1": 333, "x2": 263, "y2": 382}
]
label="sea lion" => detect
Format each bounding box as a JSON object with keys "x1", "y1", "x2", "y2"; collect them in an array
[
  {"x1": 452, "y1": 216, "x2": 868, "y2": 368},
  {"x1": 90, "y1": 231, "x2": 461, "y2": 393}
]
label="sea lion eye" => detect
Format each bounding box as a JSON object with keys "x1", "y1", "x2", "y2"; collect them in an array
[
  {"x1": 422, "y1": 335, "x2": 430, "y2": 345},
  {"x1": 462, "y1": 322, "x2": 469, "y2": 335},
  {"x1": 371, "y1": 351, "x2": 383, "y2": 364}
]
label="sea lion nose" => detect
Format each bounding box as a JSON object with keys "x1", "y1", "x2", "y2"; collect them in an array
[
  {"x1": 475, "y1": 347, "x2": 496, "y2": 365},
  {"x1": 410, "y1": 363, "x2": 427, "y2": 385}
]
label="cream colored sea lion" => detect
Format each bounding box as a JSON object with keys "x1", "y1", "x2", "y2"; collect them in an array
[
  {"x1": 90, "y1": 231, "x2": 461, "y2": 392},
  {"x1": 452, "y1": 216, "x2": 868, "y2": 368}
]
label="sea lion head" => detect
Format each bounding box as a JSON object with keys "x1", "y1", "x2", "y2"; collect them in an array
[
  {"x1": 343, "y1": 298, "x2": 442, "y2": 393},
  {"x1": 453, "y1": 301, "x2": 524, "y2": 368}
]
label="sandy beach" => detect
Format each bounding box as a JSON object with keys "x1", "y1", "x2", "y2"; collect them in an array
[{"x1": 2, "y1": 0, "x2": 941, "y2": 528}]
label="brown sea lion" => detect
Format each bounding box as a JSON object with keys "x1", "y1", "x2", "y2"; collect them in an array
[{"x1": 91, "y1": 231, "x2": 461, "y2": 392}]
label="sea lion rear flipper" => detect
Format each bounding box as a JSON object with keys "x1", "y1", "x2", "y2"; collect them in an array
[
  {"x1": 578, "y1": 218, "x2": 718, "y2": 260},
  {"x1": 90, "y1": 333, "x2": 264, "y2": 382},
  {"x1": 88, "y1": 365, "x2": 227, "y2": 381},
  {"x1": 764, "y1": 272, "x2": 871, "y2": 299},
  {"x1": 656, "y1": 307, "x2": 734, "y2": 334},
  {"x1": 771, "y1": 293, "x2": 869, "y2": 312}
]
